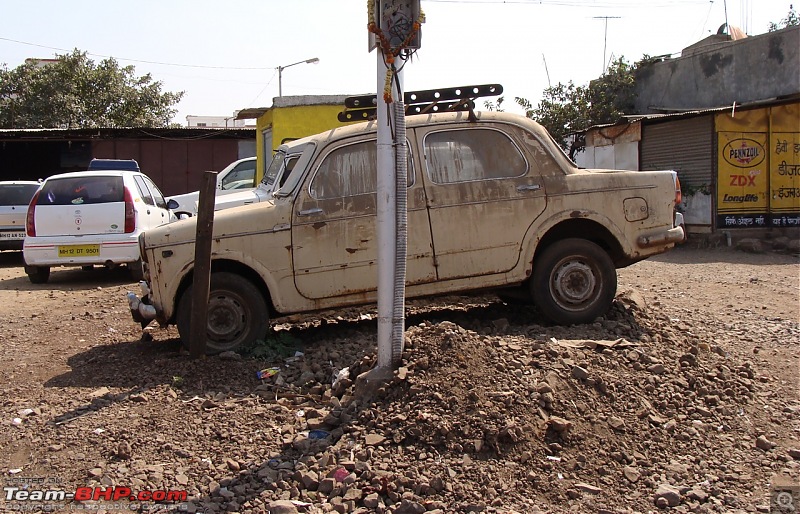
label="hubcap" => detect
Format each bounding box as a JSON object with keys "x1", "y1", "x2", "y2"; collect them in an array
[
  {"x1": 551, "y1": 259, "x2": 597, "y2": 309},
  {"x1": 207, "y1": 294, "x2": 246, "y2": 344}
]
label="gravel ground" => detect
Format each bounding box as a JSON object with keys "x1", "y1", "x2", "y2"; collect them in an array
[{"x1": 0, "y1": 243, "x2": 798, "y2": 514}]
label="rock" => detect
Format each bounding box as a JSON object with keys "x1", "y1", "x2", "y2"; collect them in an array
[
  {"x1": 654, "y1": 483, "x2": 682, "y2": 507},
  {"x1": 608, "y1": 416, "x2": 625, "y2": 431},
  {"x1": 365, "y1": 433, "x2": 386, "y2": 446},
  {"x1": 788, "y1": 448, "x2": 800, "y2": 460},
  {"x1": 267, "y1": 500, "x2": 298, "y2": 513},
  {"x1": 575, "y1": 482, "x2": 602, "y2": 494},
  {"x1": 623, "y1": 466, "x2": 641, "y2": 483},
  {"x1": 647, "y1": 363, "x2": 666, "y2": 374},
  {"x1": 736, "y1": 238, "x2": 763, "y2": 253},
  {"x1": 218, "y1": 351, "x2": 241, "y2": 361},
  {"x1": 363, "y1": 492, "x2": 380, "y2": 509},
  {"x1": 571, "y1": 366, "x2": 590, "y2": 381},
  {"x1": 89, "y1": 387, "x2": 110, "y2": 398},
  {"x1": 393, "y1": 500, "x2": 426, "y2": 514},
  {"x1": 756, "y1": 435, "x2": 777, "y2": 451},
  {"x1": 225, "y1": 458, "x2": 240, "y2": 472},
  {"x1": 547, "y1": 417, "x2": 572, "y2": 434},
  {"x1": 687, "y1": 488, "x2": 709, "y2": 502}
]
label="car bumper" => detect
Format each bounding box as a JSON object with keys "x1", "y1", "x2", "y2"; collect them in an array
[
  {"x1": 637, "y1": 225, "x2": 685, "y2": 248},
  {"x1": 127, "y1": 281, "x2": 158, "y2": 324},
  {"x1": 23, "y1": 233, "x2": 141, "y2": 266},
  {"x1": 0, "y1": 229, "x2": 25, "y2": 250}
]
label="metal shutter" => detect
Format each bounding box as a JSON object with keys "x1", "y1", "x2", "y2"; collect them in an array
[{"x1": 641, "y1": 116, "x2": 714, "y2": 187}]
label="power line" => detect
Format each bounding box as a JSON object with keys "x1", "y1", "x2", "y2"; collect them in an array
[{"x1": 0, "y1": 36, "x2": 272, "y2": 70}]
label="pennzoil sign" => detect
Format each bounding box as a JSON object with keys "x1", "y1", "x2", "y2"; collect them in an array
[{"x1": 722, "y1": 138, "x2": 766, "y2": 168}]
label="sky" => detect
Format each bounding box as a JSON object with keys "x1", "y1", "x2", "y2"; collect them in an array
[{"x1": 0, "y1": 0, "x2": 793, "y2": 125}]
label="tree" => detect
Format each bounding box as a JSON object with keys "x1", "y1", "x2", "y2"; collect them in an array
[
  {"x1": 515, "y1": 55, "x2": 655, "y2": 158},
  {"x1": 769, "y1": 4, "x2": 799, "y2": 31},
  {"x1": 0, "y1": 49, "x2": 184, "y2": 129}
]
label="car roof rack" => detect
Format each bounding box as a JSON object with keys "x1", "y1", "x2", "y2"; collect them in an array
[{"x1": 338, "y1": 84, "x2": 502, "y2": 123}]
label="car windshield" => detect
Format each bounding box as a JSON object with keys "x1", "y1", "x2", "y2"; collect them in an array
[
  {"x1": 261, "y1": 151, "x2": 286, "y2": 190},
  {"x1": 0, "y1": 183, "x2": 39, "y2": 205},
  {"x1": 39, "y1": 176, "x2": 124, "y2": 205}
]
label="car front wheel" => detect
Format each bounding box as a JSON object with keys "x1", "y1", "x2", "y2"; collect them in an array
[
  {"x1": 531, "y1": 238, "x2": 616, "y2": 325},
  {"x1": 176, "y1": 272, "x2": 269, "y2": 354}
]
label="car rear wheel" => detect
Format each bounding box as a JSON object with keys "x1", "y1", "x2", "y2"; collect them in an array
[
  {"x1": 26, "y1": 266, "x2": 51, "y2": 284},
  {"x1": 128, "y1": 260, "x2": 144, "y2": 281},
  {"x1": 531, "y1": 238, "x2": 616, "y2": 325},
  {"x1": 176, "y1": 272, "x2": 269, "y2": 354}
]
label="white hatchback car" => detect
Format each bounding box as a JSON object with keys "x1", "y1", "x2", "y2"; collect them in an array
[
  {"x1": 0, "y1": 181, "x2": 41, "y2": 251},
  {"x1": 23, "y1": 170, "x2": 175, "y2": 283}
]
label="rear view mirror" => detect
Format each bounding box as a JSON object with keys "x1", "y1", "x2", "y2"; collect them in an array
[{"x1": 167, "y1": 199, "x2": 180, "y2": 210}]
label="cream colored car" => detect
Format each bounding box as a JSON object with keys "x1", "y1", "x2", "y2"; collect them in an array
[{"x1": 130, "y1": 111, "x2": 684, "y2": 352}]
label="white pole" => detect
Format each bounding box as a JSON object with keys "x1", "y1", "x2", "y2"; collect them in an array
[{"x1": 375, "y1": 48, "x2": 398, "y2": 375}]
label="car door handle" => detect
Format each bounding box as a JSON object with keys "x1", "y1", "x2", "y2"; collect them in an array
[
  {"x1": 298, "y1": 207, "x2": 324, "y2": 216},
  {"x1": 516, "y1": 184, "x2": 541, "y2": 192}
]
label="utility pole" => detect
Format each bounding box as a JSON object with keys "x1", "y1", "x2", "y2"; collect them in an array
[
  {"x1": 358, "y1": 0, "x2": 422, "y2": 391},
  {"x1": 593, "y1": 16, "x2": 620, "y2": 74}
]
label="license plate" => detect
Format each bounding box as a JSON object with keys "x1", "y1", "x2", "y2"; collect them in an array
[
  {"x1": 0, "y1": 232, "x2": 25, "y2": 239},
  {"x1": 58, "y1": 245, "x2": 100, "y2": 258}
]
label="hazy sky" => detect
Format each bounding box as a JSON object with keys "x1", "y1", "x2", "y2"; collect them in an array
[{"x1": 0, "y1": 0, "x2": 792, "y2": 124}]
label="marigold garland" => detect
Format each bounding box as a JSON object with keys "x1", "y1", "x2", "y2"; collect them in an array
[{"x1": 368, "y1": 0, "x2": 425, "y2": 102}]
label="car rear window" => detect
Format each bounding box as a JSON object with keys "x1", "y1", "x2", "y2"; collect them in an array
[
  {"x1": 0, "y1": 184, "x2": 40, "y2": 205},
  {"x1": 39, "y1": 176, "x2": 124, "y2": 205}
]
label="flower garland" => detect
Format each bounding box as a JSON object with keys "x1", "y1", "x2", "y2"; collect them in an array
[{"x1": 368, "y1": 0, "x2": 425, "y2": 103}]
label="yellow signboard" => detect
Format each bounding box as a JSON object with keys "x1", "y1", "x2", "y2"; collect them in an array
[
  {"x1": 716, "y1": 103, "x2": 800, "y2": 228},
  {"x1": 717, "y1": 132, "x2": 769, "y2": 228}
]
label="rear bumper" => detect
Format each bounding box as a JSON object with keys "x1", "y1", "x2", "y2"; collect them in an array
[
  {"x1": 637, "y1": 225, "x2": 685, "y2": 248},
  {"x1": 0, "y1": 229, "x2": 25, "y2": 250},
  {"x1": 127, "y1": 282, "x2": 158, "y2": 324},
  {"x1": 23, "y1": 233, "x2": 141, "y2": 266}
]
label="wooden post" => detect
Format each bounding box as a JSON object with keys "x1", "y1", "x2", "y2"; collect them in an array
[{"x1": 189, "y1": 171, "x2": 217, "y2": 358}]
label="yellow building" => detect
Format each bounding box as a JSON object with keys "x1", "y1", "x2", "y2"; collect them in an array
[{"x1": 236, "y1": 95, "x2": 361, "y2": 181}]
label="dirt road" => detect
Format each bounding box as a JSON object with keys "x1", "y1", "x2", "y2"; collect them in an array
[{"x1": 0, "y1": 246, "x2": 797, "y2": 513}]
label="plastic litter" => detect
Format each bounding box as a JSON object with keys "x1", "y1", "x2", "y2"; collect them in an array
[
  {"x1": 256, "y1": 367, "x2": 280, "y2": 380},
  {"x1": 308, "y1": 430, "x2": 330, "y2": 440}
]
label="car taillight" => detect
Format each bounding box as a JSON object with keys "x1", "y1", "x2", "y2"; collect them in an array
[
  {"x1": 26, "y1": 191, "x2": 40, "y2": 237},
  {"x1": 124, "y1": 187, "x2": 136, "y2": 233}
]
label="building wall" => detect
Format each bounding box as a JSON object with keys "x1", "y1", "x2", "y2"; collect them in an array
[
  {"x1": 255, "y1": 101, "x2": 358, "y2": 181},
  {"x1": 635, "y1": 25, "x2": 799, "y2": 113}
]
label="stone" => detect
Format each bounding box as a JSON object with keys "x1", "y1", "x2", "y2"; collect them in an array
[
  {"x1": 623, "y1": 466, "x2": 641, "y2": 483},
  {"x1": 575, "y1": 482, "x2": 602, "y2": 494},
  {"x1": 218, "y1": 351, "x2": 241, "y2": 361},
  {"x1": 267, "y1": 500, "x2": 298, "y2": 514},
  {"x1": 647, "y1": 363, "x2": 666, "y2": 374},
  {"x1": 756, "y1": 435, "x2": 777, "y2": 451},
  {"x1": 654, "y1": 483, "x2": 682, "y2": 507},
  {"x1": 608, "y1": 416, "x2": 625, "y2": 431},
  {"x1": 687, "y1": 488, "x2": 709, "y2": 502},
  {"x1": 365, "y1": 433, "x2": 386, "y2": 446},
  {"x1": 225, "y1": 458, "x2": 240, "y2": 472},
  {"x1": 393, "y1": 499, "x2": 427, "y2": 514},
  {"x1": 363, "y1": 492, "x2": 380, "y2": 509},
  {"x1": 548, "y1": 417, "x2": 572, "y2": 434},
  {"x1": 571, "y1": 366, "x2": 590, "y2": 381},
  {"x1": 736, "y1": 238, "x2": 763, "y2": 253},
  {"x1": 788, "y1": 449, "x2": 800, "y2": 460}
]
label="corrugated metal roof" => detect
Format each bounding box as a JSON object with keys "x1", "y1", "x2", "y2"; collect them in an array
[{"x1": 0, "y1": 127, "x2": 255, "y2": 140}]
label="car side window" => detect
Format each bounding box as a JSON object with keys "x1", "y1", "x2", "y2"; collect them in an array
[
  {"x1": 309, "y1": 140, "x2": 413, "y2": 200},
  {"x1": 133, "y1": 176, "x2": 155, "y2": 206},
  {"x1": 221, "y1": 161, "x2": 256, "y2": 190},
  {"x1": 142, "y1": 176, "x2": 168, "y2": 209},
  {"x1": 424, "y1": 128, "x2": 527, "y2": 184}
]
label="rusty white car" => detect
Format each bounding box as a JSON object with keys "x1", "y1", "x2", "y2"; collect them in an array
[{"x1": 129, "y1": 111, "x2": 684, "y2": 353}]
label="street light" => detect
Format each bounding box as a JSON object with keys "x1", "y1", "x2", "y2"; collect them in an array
[{"x1": 277, "y1": 57, "x2": 319, "y2": 97}]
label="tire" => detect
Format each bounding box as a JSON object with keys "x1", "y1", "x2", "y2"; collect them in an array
[
  {"x1": 531, "y1": 239, "x2": 616, "y2": 325},
  {"x1": 128, "y1": 260, "x2": 144, "y2": 281},
  {"x1": 27, "y1": 266, "x2": 51, "y2": 284},
  {"x1": 176, "y1": 272, "x2": 269, "y2": 354}
]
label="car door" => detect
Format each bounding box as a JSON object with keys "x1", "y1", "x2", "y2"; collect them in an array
[
  {"x1": 415, "y1": 124, "x2": 547, "y2": 281},
  {"x1": 291, "y1": 137, "x2": 435, "y2": 299},
  {"x1": 133, "y1": 175, "x2": 172, "y2": 229}
]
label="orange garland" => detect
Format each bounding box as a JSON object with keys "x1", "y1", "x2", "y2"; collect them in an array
[{"x1": 368, "y1": 0, "x2": 425, "y2": 102}]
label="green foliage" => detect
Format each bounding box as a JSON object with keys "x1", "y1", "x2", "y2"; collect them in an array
[
  {"x1": 0, "y1": 49, "x2": 184, "y2": 129},
  {"x1": 171, "y1": 375, "x2": 185, "y2": 389},
  {"x1": 243, "y1": 332, "x2": 300, "y2": 361},
  {"x1": 515, "y1": 55, "x2": 657, "y2": 158},
  {"x1": 769, "y1": 4, "x2": 799, "y2": 31}
]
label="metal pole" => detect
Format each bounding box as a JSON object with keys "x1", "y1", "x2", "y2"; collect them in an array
[
  {"x1": 278, "y1": 67, "x2": 283, "y2": 97},
  {"x1": 375, "y1": 48, "x2": 397, "y2": 376}
]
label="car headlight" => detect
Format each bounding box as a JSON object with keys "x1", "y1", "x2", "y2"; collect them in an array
[{"x1": 138, "y1": 232, "x2": 148, "y2": 264}]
